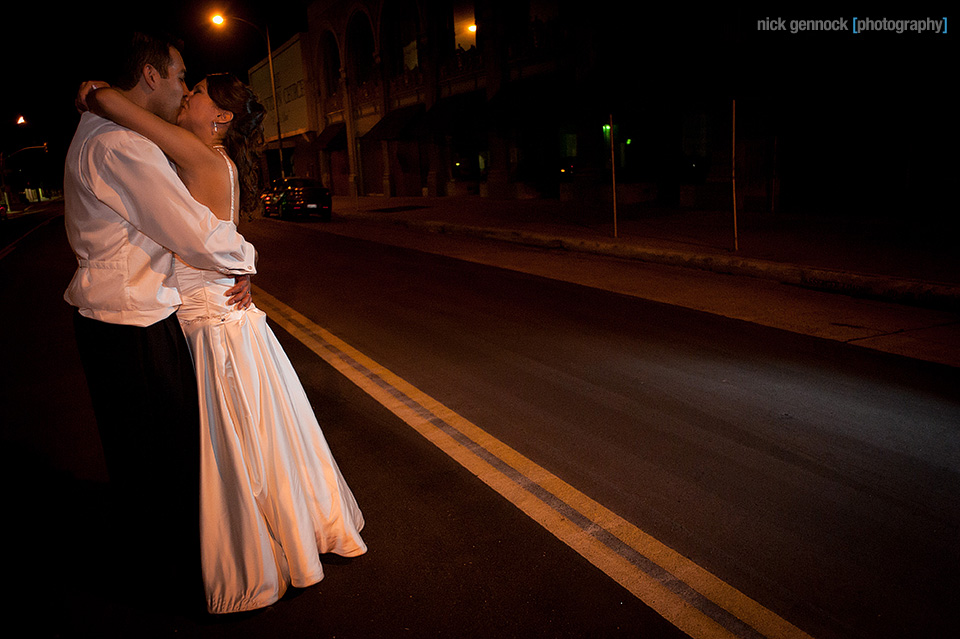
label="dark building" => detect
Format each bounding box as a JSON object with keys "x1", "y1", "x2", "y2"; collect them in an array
[{"x1": 258, "y1": 1, "x2": 950, "y2": 222}]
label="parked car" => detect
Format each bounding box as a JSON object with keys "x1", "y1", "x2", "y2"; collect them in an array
[{"x1": 261, "y1": 177, "x2": 332, "y2": 221}]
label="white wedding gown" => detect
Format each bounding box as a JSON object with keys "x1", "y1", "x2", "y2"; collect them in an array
[{"x1": 175, "y1": 148, "x2": 366, "y2": 614}]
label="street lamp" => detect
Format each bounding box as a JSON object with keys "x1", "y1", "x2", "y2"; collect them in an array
[
  {"x1": 212, "y1": 13, "x2": 285, "y2": 178},
  {"x1": 2, "y1": 115, "x2": 36, "y2": 215}
]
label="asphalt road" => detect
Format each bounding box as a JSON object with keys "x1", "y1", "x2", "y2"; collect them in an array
[{"x1": 2, "y1": 205, "x2": 958, "y2": 639}]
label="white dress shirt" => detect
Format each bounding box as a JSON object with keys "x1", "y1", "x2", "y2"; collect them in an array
[{"x1": 64, "y1": 112, "x2": 257, "y2": 327}]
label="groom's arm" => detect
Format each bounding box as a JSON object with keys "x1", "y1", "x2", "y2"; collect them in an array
[{"x1": 84, "y1": 129, "x2": 257, "y2": 276}]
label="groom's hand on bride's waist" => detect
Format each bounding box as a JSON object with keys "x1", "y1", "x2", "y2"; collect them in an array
[{"x1": 226, "y1": 275, "x2": 253, "y2": 310}]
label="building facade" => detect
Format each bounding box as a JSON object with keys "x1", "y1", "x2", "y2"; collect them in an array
[
  {"x1": 253, "y1": 2, "x2": 950, "y2": 220},
  {"x1": 262, "y1": 0, "x2": 681, "y2": 206}
]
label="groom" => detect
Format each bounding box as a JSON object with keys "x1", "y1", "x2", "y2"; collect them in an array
[{"x1": 64, "y1": 31, "x2": 256, "y2": 603}]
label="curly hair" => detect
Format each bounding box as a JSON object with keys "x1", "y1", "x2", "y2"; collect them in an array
[{"x1": 205, "y1": 73, "x2": 266, "y2": 217}]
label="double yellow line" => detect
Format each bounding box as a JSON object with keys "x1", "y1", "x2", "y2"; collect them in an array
[{"x1": 254, "y1": 285, "x2": 815, "y2": 639}]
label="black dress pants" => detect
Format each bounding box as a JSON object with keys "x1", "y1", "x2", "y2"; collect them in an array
[{"x1": 73, "y1": 311, "x2": 201, "y2": 603}]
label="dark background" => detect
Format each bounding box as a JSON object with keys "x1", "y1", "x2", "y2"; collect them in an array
[
  {"x1": 2, "y1": 1, "x2": 311, "y2": 169},
  {"x1": 2, "y1": 2, "x2": 953, "y2": 219}
]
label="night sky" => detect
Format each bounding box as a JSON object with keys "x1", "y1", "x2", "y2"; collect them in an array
[{"x1": 4, "y1": 1, "x2": 311, "y2": 159}]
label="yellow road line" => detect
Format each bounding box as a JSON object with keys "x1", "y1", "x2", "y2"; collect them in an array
[{"x1": 253, "y1": 285, "x2": 816, "y2": 639}]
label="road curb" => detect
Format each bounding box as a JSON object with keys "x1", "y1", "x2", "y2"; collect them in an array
[{"x1": 345, "y1": 215, "x2": 960, "y2": 311}]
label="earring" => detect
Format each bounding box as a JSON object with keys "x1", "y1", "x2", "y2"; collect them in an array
[{"x1": 214, "y1": 121, "x2": 219, "y2": 133}]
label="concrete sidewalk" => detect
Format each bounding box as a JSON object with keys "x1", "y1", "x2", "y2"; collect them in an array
[{"x1": 330, "y1": 195, "x2": 960, "y2": 311}]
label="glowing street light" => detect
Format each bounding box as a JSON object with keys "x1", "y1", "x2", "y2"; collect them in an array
[{"x1": 212, "y1": 13, "x2": 286, "y2": 178}]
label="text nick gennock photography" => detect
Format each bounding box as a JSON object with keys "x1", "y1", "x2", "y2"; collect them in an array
[{"x1": 757, "y1": 16, "x2": 948, "y2": 35}]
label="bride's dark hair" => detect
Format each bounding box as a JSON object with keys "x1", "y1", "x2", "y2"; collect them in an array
[{"x1": 206, "y1": 73, "x2": 266, "y2": 217}]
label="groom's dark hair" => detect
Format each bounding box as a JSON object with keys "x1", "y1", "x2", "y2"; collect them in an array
[{"x1": 114, "y1": 31, "x2": 184, "y2": 91}]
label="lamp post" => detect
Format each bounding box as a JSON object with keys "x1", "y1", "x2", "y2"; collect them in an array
[
  {"x1": 212, "y1": 14, "x2": 285, "y2": 178},
  {"x1": 2, "y1": 115, "x2": 42, "y2": 215}
]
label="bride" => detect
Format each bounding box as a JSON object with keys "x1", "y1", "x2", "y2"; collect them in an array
[{"x1": 80, "y1": 74, "x2": 367, "y2": 614}]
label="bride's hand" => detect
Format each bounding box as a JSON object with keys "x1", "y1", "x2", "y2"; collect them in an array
[
  {"x1": 75, "y1": 81, "x2": 110, "y2": 113},
  {"x1": 226, "y1": 275, "x2": 253, "y2": 310}
]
